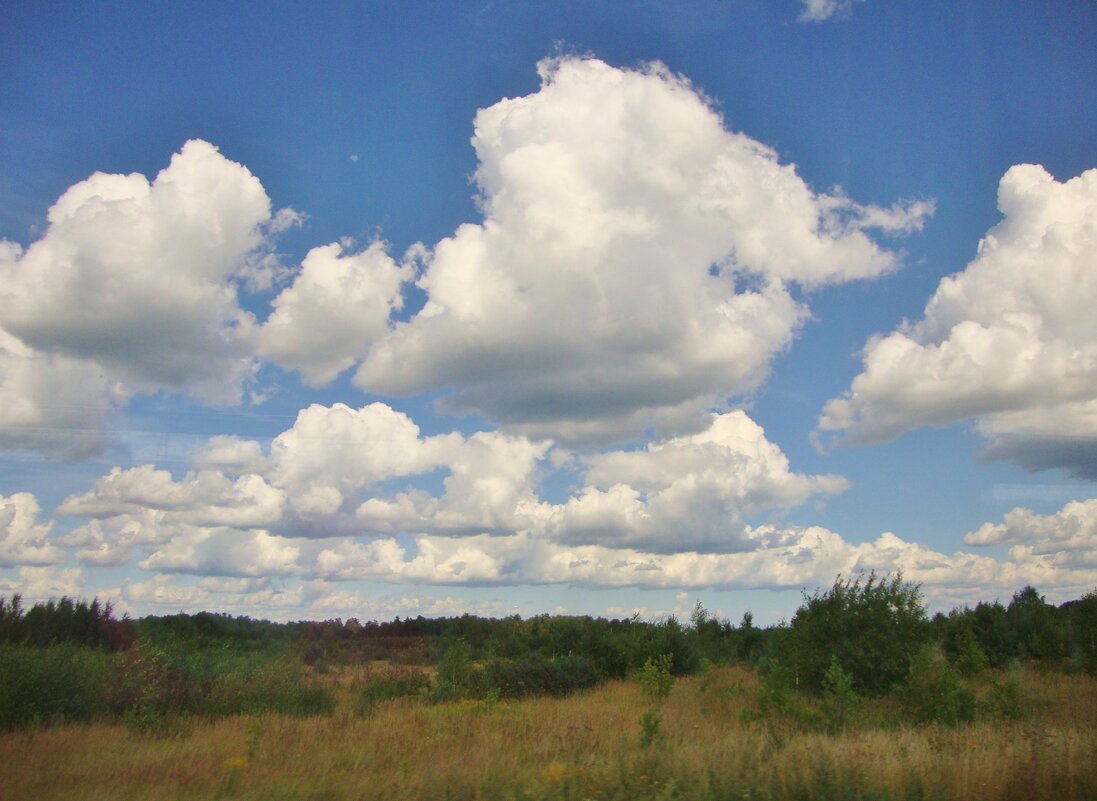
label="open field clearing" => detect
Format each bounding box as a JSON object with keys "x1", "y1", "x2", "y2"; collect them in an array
[{"x1": 4, "y1": 666, "x2": 1096, "y2": 801}]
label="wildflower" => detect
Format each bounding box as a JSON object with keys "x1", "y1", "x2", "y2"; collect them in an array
[{"x1": 541, "y1": 761, "x2": 567, "y2": 782}]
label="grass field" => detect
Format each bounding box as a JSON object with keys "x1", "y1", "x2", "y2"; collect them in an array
[{"x1": 2, "y1": 664, "x2": 1096, "y2": 801}]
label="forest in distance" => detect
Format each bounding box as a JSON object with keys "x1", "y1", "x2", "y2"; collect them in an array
[{"x1": 2, "y1": 575, "x2": 1096, "y2": 801}]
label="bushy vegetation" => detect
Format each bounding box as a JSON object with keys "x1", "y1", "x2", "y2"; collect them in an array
[
  {"x1": 1, "y1": 578, "x2": 1095, "y2": 742},
  {"x1": 780, "y1": 572, "x2": 928, "y2": 697},
  {"x1": 0, "y1": 643, "x2": 113, "y2": 728},
  {"x1": 1, "y1": 582, "x2": 1097, "y2": 799}
]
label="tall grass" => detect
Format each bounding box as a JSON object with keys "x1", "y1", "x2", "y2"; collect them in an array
[{"x1": 2, "y1": 665, "x2": 1094, "y2": 801}]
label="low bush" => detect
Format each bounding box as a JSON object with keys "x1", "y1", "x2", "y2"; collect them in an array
[
  {"x1": 356, "y1": 666, "x2": 431, "y2": 716},
  {"x1": 783, "y1": 572, "x2": 929, "y2": 697},
  {"x1": 902, "y1": 647, "x2": 975, "y2": 726},
  {"x1": 634, "y1": 653, "x2": 675, "y2": 701},
  {"x1": 820, "y1": 655, "x2": 860, "y2": 732},
  {"x1": 476, "y1": 654, "x2": 603, "y2": 699},
  {"x1": 199, "y1": 657, "x2": 335, "y2": 718},
  {"x1": 0, "y1": 643, "x2": 112, "y2": 729},
  {"x1": 982, "y1": 675, "x2": 1026, "y2": 721},
  {"x1": 103, "y1": 644, "x2": 198, "y2": 716}
]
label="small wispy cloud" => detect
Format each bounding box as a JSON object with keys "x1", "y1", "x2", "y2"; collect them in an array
[{"x1": 799, "y1": 0, "x2": 866, "y2": 23}]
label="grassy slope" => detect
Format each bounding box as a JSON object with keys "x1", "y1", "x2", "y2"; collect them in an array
[{"x1": 2, "y1": 666, "x2": 1096, "y2": 801}]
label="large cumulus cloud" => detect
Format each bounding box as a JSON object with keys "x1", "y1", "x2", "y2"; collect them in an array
[
  {"x1": 0, "y1": 140, "x2": 285, "y2": 456},
  {"x1": 355, "y1": 57, "x2": 930, "y2": 445},
  {"x1": 0, "y1": 140, "x2": 270, "y2": 403},
  {"x1": 818, "y1": 165, "x2": 1097, "y2": 477}
]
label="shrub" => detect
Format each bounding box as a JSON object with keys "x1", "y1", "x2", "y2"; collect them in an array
[
  {"x1": 902, "y1": 647, "x2": 975, "y2": 726},
  {"x1": 982, "y1": 675, "x2": 1026, "y2": 721},
  {"x1": 820, "y1": 655, "x2": 860, "y2": 732},
  {"x1": 477, "y1": 653, "x2": 603, "y2": 699},
  {"x1": 200, "y1": 657, "x2": 334, "y2": 717},
  {"x1": 952, "y1": 625, "x2": 990, "y2": 678},
  {"x1": 634, "y1": 654, "x2": 674, "y2": 701},
  {"x1": 740, "y1": 658, "x2": 819, "y2": 745},
  {"x1": 433, "y1": 640, "x2": 474, "y2": 700},
  {"x1": 1065, "y1": 591, "x2": 1097, "y2": 675},
  {"x1": 628, "y1": 616, "x2": 701, "y2": 676},
  {"x1": 783, "y1": 572, "x2": 928, "y2": 697},
  {"x1": 639, "y1": 708, "x2": 662, "y2": 748},
  {"x1": 1007, "y1": 586, "x2": 1065, "y2": 662},
  {"x1": 356, "y1": 666, "x2": 431, "y2": 716},
  {"x1": 0, "y1": 644, "x2": 112, "y2": 729},
  {"x1": 970, "y1": 600, "x2": 1015, "y2": 667},
  {"x1": 103, "y1": 644, "x2": 197, "y2": 717}
]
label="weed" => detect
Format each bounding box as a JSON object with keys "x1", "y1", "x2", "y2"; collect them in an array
[{"x1": 639, "y1": 707, "x2": 662, "y2": 748}]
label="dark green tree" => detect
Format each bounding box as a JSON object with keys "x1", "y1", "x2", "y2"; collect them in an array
[
  {"x1": 970, "y1": 600, "x2": 1014, "y2": 666},
  {"x1": 1064, "y1": 591, "x2": 1097, "y2": 674},
  {"x1": 1007, "y1": 586, "x2": 1065, "y2": 662}
]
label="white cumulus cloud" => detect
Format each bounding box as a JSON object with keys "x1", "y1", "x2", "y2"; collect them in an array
[
  {"x1": 549, "y1": 411, "x2": 848, "y2": 552},
  {"x1": 0, "y1": 140, "x2": 272, "y2": 404},
  {"x1": 254, "y1": 240, "x2": 412, "y2": 385},
  {"x1": 0, "y1": 493, "x2": 64, "y2": 566},
  {"x1": 0, "y1": 328, "x2": 122, "y2": 458},
  {"x1": 818, "y1": 165, "x2": 1097, "y2": 476},
  {"x1": 965, "y1": 498, "x2": 1097, "y2": 568},
  {"x1": 355, "y1": 56, "x2": 930, "y2": 445}
]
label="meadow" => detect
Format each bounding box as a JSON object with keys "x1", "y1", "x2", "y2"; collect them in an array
[
  {"x1": 2, "y1": 581, "x2": 1096, "y2": 800},
  {"x1": 2, "y1": 663, "x2": 1096, "y2": 801}
]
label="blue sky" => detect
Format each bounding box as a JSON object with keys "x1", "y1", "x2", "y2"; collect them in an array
[{"x1": 1, "y1": 0, "x2": 1095, "y2": 624}]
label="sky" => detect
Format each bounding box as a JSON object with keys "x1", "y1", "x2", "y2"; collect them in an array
[{"x1": 1, "y1": 0, "x2": 1096, "y2": 625}]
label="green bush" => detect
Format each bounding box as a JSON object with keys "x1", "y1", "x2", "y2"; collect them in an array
[
  {"x1": 0, "y1": 644, "x2": 112, "y2": 729},
  {"x1": 1007, "y1": 586, "x2": 1065, "y2": 663},
  {"x1": 628, "y1": 616, "x2": 701, "y2": 676},
  {"x1": 634, "y1": 654, "x2": 675, "y2": 701},
  {"x1": 199, "y1": 657, "x2": 334, "y2": 718},
  {"x1": 476, "y1": 654, "x2": 603, "y2": 699},
  {"x1": 639, "y1": 708, "x2": 662, "y2": 748},
  {"x1": 356, "y1": 666, "x2": 431, "y2": 716},
  {"x1": 740, "y1": 658, "x2": 819, "y2": 745},
  {"x1": 1066, "y1": 591, "x2": 1097, "y2": 675},
  {"x1": 902, "y1": 647, "x2": 975, "y2": 726},
  {"x1": 982, "y1": 675, "x2": 1026, "y2": 721},
  {"x1": 433, "y1": 640, "x2": 474, "y2": 700},
  {"x1": 820, "y1": 655, "x2": 860, "y2": 732},
  {"x1": 952, "y1": 626, "x2": 990, "y2": 678},
  {"x1": 783, "y1": 572, "x2": 928, "y2": 697}
]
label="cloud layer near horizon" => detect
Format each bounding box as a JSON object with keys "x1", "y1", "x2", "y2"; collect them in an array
[{"x1": 3, "y1": 398, "x2": 1095, "y2": 618}]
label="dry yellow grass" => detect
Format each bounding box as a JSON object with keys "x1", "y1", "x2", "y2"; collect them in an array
[{"x1": 2, "y1": 665, "x2": 1095, "y2": 801}]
